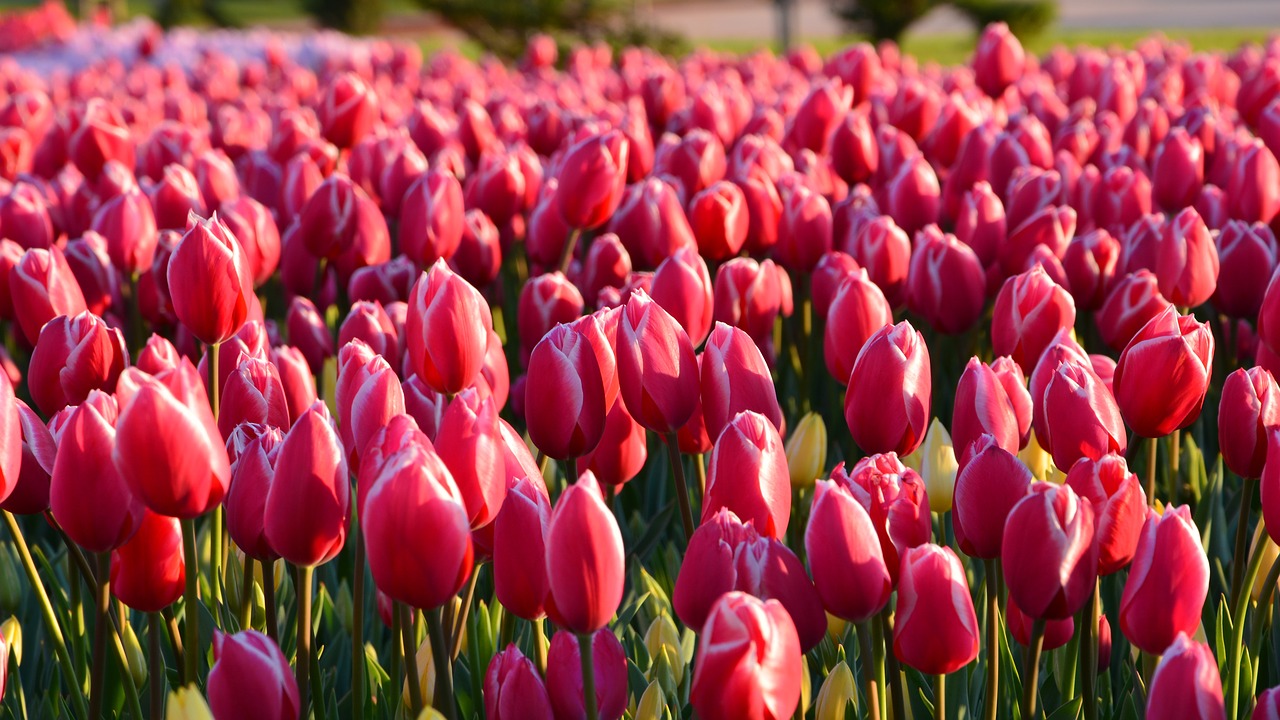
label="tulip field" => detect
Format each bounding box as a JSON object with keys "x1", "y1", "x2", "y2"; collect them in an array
[{"x1": 5, "y1": 2, "x2": 1280, "y2": 719}]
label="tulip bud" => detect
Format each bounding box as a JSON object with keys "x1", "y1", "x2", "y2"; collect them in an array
[
  {"x1": 167, "y1": 685, "x2": 214, "y2": 720},
  {"x1": 823, "y1": 269, "x2": 893, "y2": 385},
  {"x1": 1117, "y1": 504, "x2": 1210, "y2": 654},
  {"x1": 992, "y1": 266, "x2": 1077, "y2": 374},
  {"x1": 263, "y1": 402, "x2": 348, "y2": 567},
  {"x1": 953, "y1": 357, "x2": 1025, "y2": 457},
  {"x1": 558, "y1": 131, "x2": 629, "y2": 230},
  {"x1": 845, "y1": 321, "x2": 931, "y2": 456},
  {"x1": 546, "y1": 629, "x2": 628, "y2": 720},
  {"x1": 974, "y1": 22, "x2": 1025, "y2": 97},
  {"x1": 1065, "y1": 453, "x2": 1147, "y2": 575},
  {"x1": 1155, "y1": 207, "x2": 1219, "y2": 309},
  {"x1": 27, "y1": 311, "x2": 127, "y2": 417},
  {"x1": 545, "y1": 472, "x2": 624, "y2": 633},
  {"x1": 650, "y1": 247, "x2": 714, "y2": 347},
  {"x1": 1002, "y1": 483, "x2": 1098, "y2": 619},
  {"x1": 1145, "y1": 633, "x2": 1225, "y2": 720},
  {"x1": 905, "y1": 418, "x2": 959, "y2": 513},
  {"x1": 1220, "y1": 368, "x2": 1280, "y2": 479},
  {"x1": 110, "y1": 509, "x2": 184, "y2": 612},
  {"x1": 701, "y1": 323, "x2": 783, "y2": 439},
  {"x1": 774, "y1": 183, "x2": 833, "y2": 273},
  {"x1": 832, "y1": 454, "x2": 931, "y2": 584},
  {"x1": 493, "y1": 477, "x2": 551, "y2": 620},
  {"x1": 525, "y1": 324, "x2": 606, "y2": 460},
  {"x1": 93, "y1": 187, "x2": 158, "y2": 276},
  {"x1": 893, "y1": 544, "x2": 981, "y2": 674},
  {"x1": 616, "y1": 290, "x2": 699, "y2": 434},
  {"x1": 485, "y1": 645, "x2": 553, "y2": 720},
  {"x1": 703, "y1": 410, "x2": 791, "y2": 538},
  {"x1": 406, "y1": 260, "x2": 492, "y2": 396},
  {"x1": 607, "y1": 178, "x2": 696, "y2": 270},
  {"x1": 9, "y1": 246, "x2": 88, "y2": 346},
  {"x1": 168, "y1": 213, "x2": 254, "y2": 345},
  {"x1": 690, "y1": 592, "x2": 802, "y2": 720},
  {"x1": 954, "y1": 181, "x2": 1005, "y2": 268},
  {"x1": 907, "y1": 228, "x2": 986, "y2": 334},
  {"x1": 1151, "y1": 127, "x2": 1205, "y2": 212},
  {"x1": 1062, "y1": 229, "x2": 1121, "y2": 311},
  {"x1": 689, "y1": 181, "x2": 749, "y2": 261},
  {"x1": 1114, "y1": 306, "x2": 1213, "y2": 438},
  {"x1": 953, "y1": 434, "x2": 1033, "y2": 559},
  {"x1": 1228, "y1": 139, "x2": 1280, "y2": 225},
  {"x1": 805, "y1": 480, "x2": 892, "y2": 622},
  {"x1": 785, "y1": 412, "x2": 827, "y2": 490},
  {"x1": 1041, "y1": 357, "x2": 1127, "y2": 470},
  {"x1": 207, "y1": 630, "x2": 300, "y2": 720}
]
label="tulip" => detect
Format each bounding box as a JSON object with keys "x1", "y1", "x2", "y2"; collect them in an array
[
  {"x1": 545, "y1": 629, "x2": 628, "y2": 720},
  {"x1": 992, "y1": 266, "x2": 1077, "y2": 374},
  {"x1": 363, "y1": 441, "x2": 472, "y2": 610},
  {"x1": 822, "y1": 269, "x2": 893, "y2": 385},
  {"x1": 334, "y1": 341, "x2": 404, "y2": 466},
  {"x1": 1113, "y1": 306, "x2": 1213, "y2": 438},
  {"x1": 576, "y1": 401, "x2": 648, "y2": 488},
  {"x1": 167, "y1": 213, "x2": 254, "y2": 345},
  {"x1": 558, "y1": 130, "x2": 629, "y2": 230},
  {"x1": 616, "y1": 290, "x2": 699, "y2": 434},
  {"x1": 27, "y1": 311, "x2": 127, "y2": 417},
  {"x1": 338, "y1": 301, "x2": 399, "y2": 365},
  {"x1": 1228, "y1": 139, "x2": 1280, "y2": 225},
  {"x1": 906, "y1": 229, "x2": 986, "y2": 334},
  {"x1": 0, "y1": 182, "x2": 54, "y2": 250},
  {"x1": 674, "y1": 507, "x2": 826, "y2": 650},
  {"x1": 167, "y1": 685, "x2": 214, "y2": 720},
  {"x1": 650, "y1": 247, "x2": 714, "y2": 346},
  {"x1": 1145, "y1": 634, "x2": 1225, "y2": 720},
  {"x1": 810, "y1": 252, "x2": 860, "y2": 321},
  {"x1": 703, "y1": 410, "x2": 791, "y2": 538},
  {"x1": 1062, "y1": 229, "x2": 1121, "y2": 311},
  {"x1": 893, "y1": 544, "x2": 981, "y2": 674},
  {"x1": 1002, "y1": 482, "x2": 1098, "y2": 620},
  {"x1": 69, "y1": 99, "x2": 134, "y2": 181},
  {"x1": 270, "y1": 347, "x2": 317, "y2": 425},
  {"x1": 1151, "y1": 127, "x2": 1205, "y2": 212},
  {"x1": 844, "y1": 321, "x2": 931, "y2": 456},
  {"x1": 953, "y1": 356, "x2": 1025, "y2": 457},
  {"x1": 1119, "y1": 505, "x2": 1210, "y2": 654},
  {"x1": 399, "y1": 170, "x2": 465, "y2": 267},
  {"x1": 1258, "y1": 687, "x2": 1280, "y2": 720},
  {"x1": 785, "y1": 412, "x2": 827, "y2": 490},
  {"x1": 485, "y1": 645, "x2": 553, "y2": 720},
  {"x1": 1005, "y1": 594, "x2": 1074, "y2": 651},
  {"x1": 774, "y1": 183, "x2": 833, "y2": 273},
  {"x1": 545, "y1": 471, "x2": 624, "y2": 633},
  {"x1": 690, "y1": 592, "x2": 802, "y2": 720},
  {"x1": 953, "y1": 434, "x2": 1033, "y2": 559},
  {"x1": 954, "y1": 181, "x2": 1005, "y2": 268},
  {"x1": 1214, "y1": 221, "x2": 1278, "y2": 319},
  {"x1": 2, "y1": 400, "x2": 54, "y2": 515},
  {"x1": 195, "y1": 150, "x2": 241, "y2": 210},
  {"x1": 1064, "y1": 454, "x2": 1147, "y2": 575},
  {"x1": 525, "y1": 324, "x2": 606, "y2": 460},
  {"x1": 225, "y1": 427, "x2": 283, "y2": 562},
  {"x1": 1220, "y1": 368, "x2": 1280, "y2": 478},
  {"x1": 1041, "y1": 358, "x2": 1127, "y2": 470},
  {"x1": 9, "y1": 246, "x2": 88, "y2": 345},
  {"x1": 904, "y1": 418, "x2": 959, "y2": 513},
  {"x1": 690, "y1": 181, "x2": 749, "y2": 261},
  {"x1": 406, "y1": 260, "x2": 492, "y2": 396},
  {"x1": 518, "y1": 272, "x2": 585, "y2": 365},
  {"x1": 262, "y1": 402, "x2": 348, "y2": 567},
  {"x1": 607, "y1": 177, "x2": 696, "y2": 269},
  {"x1": 581, "y1": 233, "x2": 631, "y2": 303},
  {"x1": 285, "y1": 297, "x2": 333, "y2": 375},
  {"x1": 493, "y1": 477, "x2": 551, "y2": 620},
  {"x1": 207, "y1": 630, "x2": 300, "y2": 720},
  {"x1": 218, "y1": 357, "x2": 289, "y2": 439},
  {"x1": 805, "y1": 480, "x2": 892, "y2": 622},
  {"x1": 831, "y1": 454, "x2": 931, "y2": 584},
  {"x1": 1155, "y1": 207, "x2": 1219, "y2": 309},
  {"x1": 434, "y1": 386, "x2": 511, "y2": 529},
  {"x1": 1096, "y1": 269, "x2": 1171, "y2": 352},
  {"x1": 219, "y1": 196, "x2": 280, "y2": 287},
  {"x1": 974, "y1": 22, "x2": 1025, "y2": 97},
  {"x1": 844, "y1": 215, "x2": 910, "y2": 308},
  {"x1": 701, "y1": 323, "x2": 783, "y2": 439},
  {"x1": 110, "y1": 509, "x2": 184, "y2": 612},
  {"x1": 93, "y1": 187, "x2": 158, "y2": 276},
  {"x1": 886, "y1": 155, "x2": 940, "y2": 238}
]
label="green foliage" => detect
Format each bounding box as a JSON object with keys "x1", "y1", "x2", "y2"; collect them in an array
[
  {"x1": 303, "y1": 0, "x2": 384, "y2": 34},
  {"x1": 828, "y1": 0, "x2": 1056, "y2": 42},
  {"x1": 952, "y1": 0, "x2": 1057, "y2": 38}
]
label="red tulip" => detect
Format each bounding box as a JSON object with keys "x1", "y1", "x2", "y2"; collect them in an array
[
  {"x1": 434, "y1": 387, "x2": 508, "y2": 529},
  {"x1": 544, "y1": 471, "x2": 624, "y2": 633},
  {"x1": 774, "y1": 183, "x2": 833, "y2": 273},
  {"x1": 805, "y1": 480, "x2": 892, "y2": 622},
  {"x1": 1119, "y1": 505, "x2": 1210, "y2": 654},
  {"x1": 606, "y1": 177, "x2": 695, "y2": 270},
  {"x1": 690, "y1": 591, "x2": 802, "y2": 720},
  {"x1": 893, "y1": 543, "x2": 981, "y2": 674},
  {"x1": 831, "y1": 454, "x2": 931, "y2": 584},
  {"x1": 1228, "y1": 139, "x2": 1280, "y2": 225},
  {"x1": 270, "y1": 346, "x2": 317, "y2": 425},
  {"x1": 1151, "y1": 127, "x2": 1205, "y2": 212},
  {"x1": 1065, "y1": 453, "x2": 1147, "y2": 575},
  {"x1": 284, "y1": 296, "x2": 333, "y2": 375},
  {"x1": 168, "y1": 212, "x2": 254, "y2": 345},
  {"x1": 844, "y1": 321, "x2": 931, "y2": 456},
  {"x1": 1146, "y1": 633, "x2": 1225, "y2": 720},
  {"x1": 263, "y1": 402, "x2": 348, "y2": 567},
  {"x1": 703, "y1": 410, "x2": 791, "y2": 539},
  {"x1": 822, "y1": 269, "x2": 892, "y2": 385},
  {"x1": 907, "y1": 228, "x2": 986, "y2": 334},
  {"x1": 830, "y1": 110, "x2": 879, "y2": 185},
  {"x1": 1096, "y1": 269, "x2": 1171, "y2": 352},
  {"x1": 363, "y1": 439, "x2": 472, "y2": 609},
  {"x1": 954, "y1": 181, "x2": 1005, "y2": 268},
  {"x1": 1002, "y1": 482, "x2": 1098, "y2": 619},
  {"x1": 810, "y1": 251, "x2": 860, "y2": 320},
  {"x1": 701, "y1": 323, "x2": 783, "y2": 440},
  {"x1": 218, "y1": 355, "x2": 290, "y2": 439},
  {"x1": 109, "y1": 508, "x2": 184, "y2": 611},
  {"x1": 1006, "y1": 593, "x2": 1074, "y2": 651},
  {"x1": 1256, "y1": 687, "x2": 1280, "y2": 720},
  {"x1": 974, "y1": 22, "x2": 1025, "y2": 97},
  {"x1": 576, "y1": 401, "x2": 647, "y2": 487},
  {"x1": 335, "y1": 341, "x2": 405, "y2": 466},
  {"x1": 1062, "y1": 229, "x2": 1121, "y2": 312},
  {"x1": 485, "y1": 645, "x2": 553, "y2": 720},
  {"x1": 992, "y1": 266, "x2": 1077, "y2": 374},
  {"x1": 616, "y1": 290, "x2": 699, "y2": 434},
  {"x1": 953, "y1": 357, "x2": 1025, "y2": 457},
  {"x1": 1114, "y1": 306, "x2": 1213, "y2": 438},
  {"x1": 953, "y1": 434, "x2": 1033, "y2": 558},
  {"x1": 1215, "y1": 221, "x2": 1278, "y2": 319},
  {"x1": 338, "y1": 300, "x2": 399, "y2": 365},
  {"x1": 525, "y1": 323, "x2": 606, "y2": 460},
  {"x1": 220, "y1": 196, "x2": 281, "y2": 288},
  {"x1": 1220, "y1": 367, "x2": 1280, "y2": 478},
  {"x1": 226, "y1": 425, "x2": 283, "y2": 561},
  {"x1": 318, "y1": 72, "x2": 376, "y2": 149},
  {"x1": 557, "y1": 130, "x2": 629, "y2": 230},
  {"x1": 690, "y1": 180, "x2": 749, "y2": 261},
  {"x1": 27, "y1": 311, "x2": 127, "y2": 417},
  {"x1": 580, "y1": 233, "x2": 631, "y2": 303},
  {"x1": 493, "y1": 477, "x2": 551, "y2": 620},
  {"x1": 9, "y1": 246, "x2": 88, "y2": 345},
  {"x1": 1154, "y1": 207, "x2": 1219, "y2": 309},
  {"x1": 546, "y1": 629, "x2": 628, "y2": 720},
  {"x1": 650, "y1": 247, "x2": 714, "y2": 347},
  {"x1": 1042, "y1": 358, "x2": 1127, "y2": 470},
  {"x1": 51, "y1": 391, "x2": 144, "y2": 552},
  {"x1": 208, "y1": 630, "x2": 300, "y2": 720},
  {"x1": 399, "y1": 170, "x2": 464, "y2": 267},
  {"x1": 406, "y1": 260, "x2": 492, "y2": 395},
  {"x1": 0, "y1": 182, "x2": 53, "y2": 250},
  {"x1": 114, "y1": 362, "x2": 228, "y2": 519},
  {"x1": 2, "y1": 400, "x2": 54, "y2": 515},
  {"x1": 68, "y1": 99, "x2": 134, "y2": 181}
]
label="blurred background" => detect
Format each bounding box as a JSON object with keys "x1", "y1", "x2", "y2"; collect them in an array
[{"x1": 1, "y1": 0, "x2": 1278, "y2": 65}]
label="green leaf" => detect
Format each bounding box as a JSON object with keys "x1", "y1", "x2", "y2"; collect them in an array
[{"x1": 1047, "y1": 697, "x2": 1083, "y2": 720}]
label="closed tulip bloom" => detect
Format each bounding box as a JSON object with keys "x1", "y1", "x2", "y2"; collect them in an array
[
  {"x1": 953, "y1": 434, "x2": 1033, "y2": 559},
  {"x1": 1256, "y1": 687, "x2": 1280, "y2": 720},
  {"x1": 974, "y1": 22, "x2": 1025, "y2": 97},
  {"x1": 953, "y1": 357, "x2": 1024, "y2": 457},
  {"x1": 703, "y1": 411, "x2": 792, "y2": 539},
  {"x1": 844, "y1": 321, "x2": 932, "y2": 456},
  {"x1": 207, "y1": 630, "x2": 300, "y2": 720},
  {"x1": 616, "y1": 290, "x2": 699, "y2": 434},
  {"x1": 581, "y1": 233, "x2": 631, "y2": 303},
  {"x1": 9, "y1": 246, "x2": 88, "y2": 345},
  {"x1": 690, "y1": 180, "x2": 749, "y2": 261},
  {"x1": 399, "y1": 170, "x2": 465, "y2": 267},
  {"x1": 954, "y1": 181, "x2": 1006, "y2": 268},
  {"x1": 690, "y1": 592, "x2": 802, "y2": 720},
  {"x1": 363, "y1": 441, "x2": 472, "y2": 610},
  {"x1": 1065, "y1": 453, "x2": 1147, "y2": 575},
  {"x1": 558, "y1": 130, "x2": 630, "y2": 230},
  {"x1": 1062, "y1": 229, "x2": 1121, "y2": 311},
  {"x1": 1119, "y1": 506, "x2": 1210, "y2": 654},
  {"x1": 226, "y1": 427, "x2": 283, "y2": 561},
  {"x1": 335, "y1": 341, "x2": 405, "y2": 466},
  {"x1": 493, "y1": 477, "x2": 551, "y2": 620},
  {"x1": 263, "y1": 402, "x2": 349, "y2": 567},
  {"x1": 1151, "y1": 128, "x2": 1205, "y2": 212},
  {"x1": 805, "y1": 480, "x2": 892, "y2": 622},
  {"x1": 1114, "y1": 306, "x2": 1213, "y2": 438},
  {"x1": 485, "y1": 645, "x2": 553, "y2": 720},
  {"x1": 93, "y1": 187, "x2": 158, "y2": 275},
  {"x1": 114, "y1": 362, "x2": 229, "y2": 519},
  {"x1": 110, "y1": 509, "x2": 184, "y2": 612},
  {"x1": 810, "y1": 252, "x2": 860, "y2": 320},
  {"x1": 1096, "y1": 269, "x2": 1172, "y2": 352},
  {"x1": 1220, "y1": 368, "x2": 1280, "y2": 478},
  {"x1": 406, "y1": 260, "x2": 493, "y2": 395},
  {"x1": 2, "y1": 400, "x2": 54, "y2": 514},
  {"x1": 774, "y1": 183, "x2": 833, "y2": 273},
  {"x1": 0, "y1": 182, "x2": 54, "y2": 250},
  {"x1": 832, "y1": 454, "x2": 932, "y2": 584},
  {"x1": 1228, "y1": 139, "x2": 1280, "y2": 225},
  {"x1": 1145, "y1": 634, "x2": 1225, "y2": 720},
  {"x1": 701, "y1": 323, "x2": 783, "y2": 441},
  {"x1": 219, "y1": 196, "x2": 281, "y2": 287},
  {"x1": 607, "y1": 177, "x2": 696, "y2": 270},
  {"x1": 168, "y1": 213, "x2": 254, "y2": 345},
  {"x1": 1041, "y1": 357, "x2": 1127, "y2": 470},
  {"x1": 823, "y1": 269, "x2": 893, "y2": 385},
  {"x1": 546, "y1": 629, "x2": 628, "y2": 720},
  {"x1": 1214, "y1": 221, "x2": 1278, "y2": 319},
  {"x1": 568, "y1": 309, "x2": 621, "y2": 412},
  {"x1": 434, "y1": 388, "x2": 508, "y2": 529},
  {"x1": 577, "y1": 400, "x2": 647, "y2": 488},
  {"x1": 218, "y1": 356, "x2": 289, "y2": 439},
  {"x1": 1006, "y1": 594, "x2": 1074, "y2": 651},
  {"x1": 285, "y1": 297, "x2": 334, "y2": 375},
  {"x1": 526, "y1": 324, "x2": 606, "y2": 460},
  {"x1": 992, "y1": 266, "x2": 1077, "y2": 373},
  {"x1": 27, "y1": 311, "x2": 127, "y2": 417},
  {"x1": 270, "y1": 346, "x2": 316, "y2": 425},
  {"x1": 69, "y1": 99, "x2": 134, "y2": 181},
  {"x1": 1155, "y1": 207, "x2": 1219, "y2": 309},
  {"x1": 198, "y1": 321, "x2": 271, "y2": 398},
  {"x1": 907, "y1": 229, "x2": 986, "y2": 334},
  {"x1": 338, "y1": 301, "x2": 398, "y2": 364},
  {"x1": 1002, "y1": 483, "x2": 1099, "y2": 619},
  {"x1": 893, "y1": 544, "x2": 980, "y2": 674},
  {"x1": 544, "y1": 471, "x2": 625, "y2": 633},
  {"x1": 650, "y1": 247, "x2": 714, "y2": 346},
  {"x1": 52, "y1": 391, "x2": 146, "y2": 552}
]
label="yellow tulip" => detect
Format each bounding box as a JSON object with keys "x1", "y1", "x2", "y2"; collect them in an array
[
  {"x1": 1, "y1": 617, "x2": 21, "y2": 666},
  {"x1": 416, "y1": 709, "x2": 447, "y2": 720},
  {"x1": 799, "y1": 656, "x2": 812, "y2": 716},
  {"x1": 908, "y1": 418, "x2": 958, "y2": 513},
  {"x1": 786, "y1": 412, "x2": 828, "y2": 489},
  {"x1": 403, "y1": 636, "x2": 437, "y2": 709},
  {"x1": 825, "y1": 612, "x2": 848, "y2": 643},
  {"x1": 636, "y1": 680, "x2": 665, "y2": 720},
  {"x1": 1019, "y1": 431, "x2": 1058, "y2": 483},
  {"x1": 644, "y1": 613, "x2": 685, "y2": 685},
  {"x1": 122, "y1": 619, "x2": 148, "y2": 689},
  {"x1": 166, "y1": 685, "x2": 214, "y2": 720},
  {"x1": 814, "y1": 661, "x2": 857, "y2": 720}
]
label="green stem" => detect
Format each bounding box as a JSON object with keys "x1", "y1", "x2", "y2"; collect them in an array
[
  {"x1": 181, "y1": 517, "x2": 200, "y2": 685},
  {"x1": 557, "y1": 227, "x2": 582, "y2": 275},
  {"x1": 1081, "y1": 581, "x2": 1100, "y2": 720},
  {"x1": 450, "y1": 567, "x2": 480, "y2": 661},
  {"x1": 935, "y1": 673, "x2": 946, "y2": 720},
  {"x1": 579, "y1": 632, "x2": 599, "y2": 720},
  {"x1": 856, "y1": 622, "x2": 881, "y2": 720},
  {"x1": 872, "y1": 611, "x2": 888, "y2": 720},
  {"x1": 663, "y1": 433, "x2": 696, "y2": 541},
  {"x1": 498, "y1": 609, "x2": 515, "y2": 651},
  {"x1": 1023, "y1": 619, "x2": 1047, "y2": 720},
  {"x1": 534, "y1": 618, "x2": 548, "y2": 676},
  {"x1": 296, "y1": 565, "x2": 314, "y2": 718},
  {"x1": 1169, "y1": 428, "x2": 1181, "y2": 503},
  {"x1": 263, "y1": 561, "x2": 278, "y2": 643},
  {"x1": 1229, "y1": 479, "x2": 1255, "y2": 611},
  {"x1": 352, "y1": 530, "x2": 365, "y2": 720},
  {"x1": 1145, "y1": 437, "x2": 1158, "y2": 506},
  {"x1": 695, "y1": 453, "x2": 707, "y2": 496},
  {"x1": 240, "y1": 555, "x2": 255, "y2": 631},
  {"x1": 150, "y1": 612, "x2": 165, "y2": 720},
  {"x1": 210, "y1": 341, "x2": 221, "y2": 418},
  {"x1": 982, "y1": 559, "x2": 1000, "y2": 720},
  {"x1": 88, "y1": 553, "x2": 111, "y2": 719},
  {"x1": 1061, "y1": 611, "x2": 1080, "y2": 700},
  {"x1": 163, "y1": 608, "x2": 184, "y2": 674},
  {"x1": 211, "y1": 507, "x2": 224, "y2": 613},
  {"x1": 881, "y1": 610, "x2": 905, "y2": 720},
  {"x1": 1227, "y1": 523, "x2": 1268, "y2": 720},
  {"x1": 426, "y1": 607, "x2": 456, "y2": 720},
  {"x1": 401, "y1": 604, "x2": 423, "y2": 716},
  {"x1": 389, "y1": 603, "x2": 402, "y2": 712}
]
